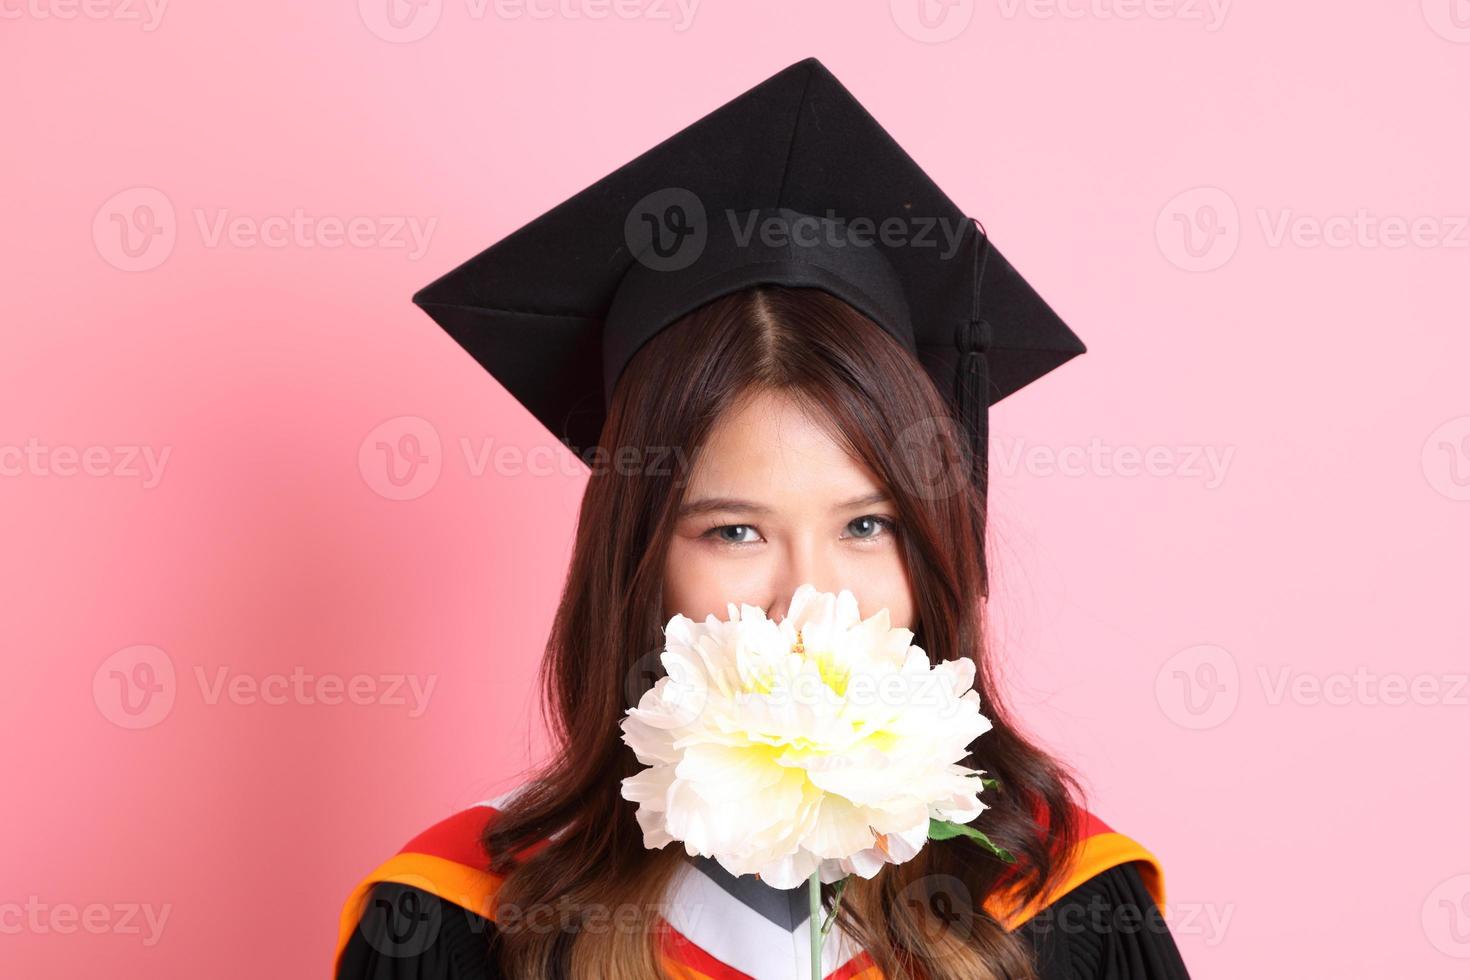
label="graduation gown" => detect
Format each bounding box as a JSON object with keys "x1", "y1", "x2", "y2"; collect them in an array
[{"x1": 334, "y1": 789, "x2": 1190, "y2": 980}]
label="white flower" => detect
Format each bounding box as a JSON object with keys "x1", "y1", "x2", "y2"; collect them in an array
[{"x1": 619, "y1": 584, "x2": 994, "y2": 889}]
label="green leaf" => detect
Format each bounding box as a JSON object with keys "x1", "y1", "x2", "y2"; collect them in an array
[
  {"x1": 820, "y1": 876, "x2": 849, "y2": 937},
  {"x1": 960, "y1": 772, "x2": 1000, "y2": 792},
  {"x1": 927, "y1": 818, "x2": 1016, "y2": 864}
]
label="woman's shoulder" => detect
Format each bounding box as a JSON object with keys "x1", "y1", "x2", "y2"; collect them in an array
[
  {"x1": 1007, "y1": 810, "x2": 1191, "y2": 980},
  {"x1": 338, "y1": 880, "x2": 502, "y2": 980},
  {"x1": 1015, "y1": 861, "x2": 1191, "y2": 979},
  {"x1": 334, "y1": 784, "x2": 541, "y2": 980},
  {"x1": 335, "y1": 793, "x2": 1188, "y2": 979},
  {"x1": 985, "y1": 807, "x2": 1168, "y2": 929}
]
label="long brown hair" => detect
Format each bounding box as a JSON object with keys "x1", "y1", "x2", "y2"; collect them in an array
[{"x1": 484, "y1": 286, "x2": 1082, "y2": 979}]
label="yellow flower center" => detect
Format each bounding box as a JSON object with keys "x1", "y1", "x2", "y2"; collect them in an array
[{"x1": 793, "y1": 628, "x2": 851, "y2": 697}]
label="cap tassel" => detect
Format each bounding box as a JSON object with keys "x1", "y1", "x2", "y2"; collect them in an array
[
  {"x1": 955, "y1": 219, "x2": 994, "y2": 597},
  {"x1": 953, "y1": 321, "x2": 991, "y2": 484}
]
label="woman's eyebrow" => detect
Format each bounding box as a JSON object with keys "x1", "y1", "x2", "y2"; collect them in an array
[{"x1": 677, "y1": 490, "x2": 890, "y2": 519}]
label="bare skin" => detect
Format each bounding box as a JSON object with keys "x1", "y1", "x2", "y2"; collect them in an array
[{"x1": 662, "y1": 388, "x2": 916, "y2": 629}]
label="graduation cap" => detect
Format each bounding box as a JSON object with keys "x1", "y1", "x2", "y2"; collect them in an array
[{"x1": 412, "y1": 56, "x2": 1085, "y2": 591}]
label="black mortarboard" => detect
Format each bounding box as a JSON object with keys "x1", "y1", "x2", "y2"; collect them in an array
[{"x1": 412, "y1": 57, "x2": 1085, "y2": 592}]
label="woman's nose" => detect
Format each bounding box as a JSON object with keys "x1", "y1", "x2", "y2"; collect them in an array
[{"x1": 764, "y1": 543, "x2": 839, "y2": 622}]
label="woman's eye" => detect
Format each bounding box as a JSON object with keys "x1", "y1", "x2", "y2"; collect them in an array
[
  {"x1": 700, "y1": 517, "x2": 897, "y2": 547},
  {"x1": 845, "y1": 515, "x2": 897, "y2": 540},
  {"x1": 704, "y1": 524, "x2": 761, "y2": 545}
]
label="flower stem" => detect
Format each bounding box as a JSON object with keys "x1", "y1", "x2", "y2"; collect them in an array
[{"x1": 809, "y1": 870, "x2": 822, "y2": 979}]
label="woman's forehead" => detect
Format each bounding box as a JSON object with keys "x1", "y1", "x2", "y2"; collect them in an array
[
  {"x1": 682, "y1": 391, "x2": 886, "y2": 509},
  {"x1": 703, "y1": 388, "x2": 840, "y2": 452}
]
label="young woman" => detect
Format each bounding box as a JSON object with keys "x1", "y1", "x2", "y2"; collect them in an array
[{"x1": 335, "y1": 60, "x2": 1190, "y2": 980}]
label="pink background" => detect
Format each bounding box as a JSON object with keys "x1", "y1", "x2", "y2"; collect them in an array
[{"x1": 3, "y1": 2, "x2": 1468, "y2": 977}]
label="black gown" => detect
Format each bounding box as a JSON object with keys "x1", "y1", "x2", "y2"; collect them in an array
[{"x1": 338, "y1": 860, "x2": 1190, "y2": 980}]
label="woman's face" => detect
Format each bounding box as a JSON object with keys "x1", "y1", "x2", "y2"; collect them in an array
[{"x1": 662, "y1": 387, "x2": 916, "y2": 629}]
